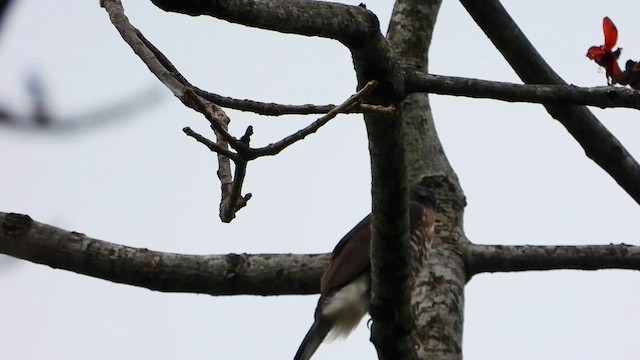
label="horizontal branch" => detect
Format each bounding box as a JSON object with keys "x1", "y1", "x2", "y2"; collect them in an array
[
  {"x1": 406, "y1": 72, "x2": 640, "y2": 110},
  {"x1": 466, "y1": 243, "x2": 640, "y2": 276},
  {"x1": 195, "y1": 89, "x2": 396, "y2": 116},
  {"x1": 150, "y1": 0, "x2": 377, "y2": 45},
  {"x1": 5, "y1": 212, "x2": 640, "y2": 295},
  {"x1": 0, "y1": 212, "x2": 326, "y2": 295}
]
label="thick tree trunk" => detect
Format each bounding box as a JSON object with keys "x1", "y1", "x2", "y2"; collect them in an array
[{"x1": 387, "y1": 1, "x2": 467, "y2": 359}]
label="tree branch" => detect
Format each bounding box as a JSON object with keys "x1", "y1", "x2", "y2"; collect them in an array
[
  {"x1": 0, "y1": 212, "x2": 326, "y2": 295},
  {"x1": 406, "y1": 72, "x2": 640, "y2": 110},
  {"x1": 195, "y1": 90, "x2": 396, "y2": 117},
  {"x1": 466, "y1": 243, "x2": 640, "y2": 277},
  {"x1": 184, "y1": 81, "x2": 378, "y2": 221},
  {"x1": 101, "y1": 0, "x2": 384, "y2": 222},
  {"x1": 460, "y1": 0, "x2": 640, "y2": 207},
  {"x1": 244, "y1": 80, "x2": 379, "y2": 158},
  {"x1": 183, "y1": 127, "x2": 238, "y2": 160},
  {"x1": 149, "y1": 0, "x2": 377, "y2": 46}
]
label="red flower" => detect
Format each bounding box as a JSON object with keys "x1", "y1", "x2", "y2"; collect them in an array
[{"x1": 586, "y1": 17, "x2": 624, "y2": 85}]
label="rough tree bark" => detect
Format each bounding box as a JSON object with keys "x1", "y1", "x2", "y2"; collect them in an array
[{"x1": 386, "y1": 1, "x2": 467, "y2": 359}]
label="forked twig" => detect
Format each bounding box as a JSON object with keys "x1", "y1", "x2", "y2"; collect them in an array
[
  {"x1": 183, "y1": 81, "x2": 379, "y2": 221},
  {"x1": 101, "y1": 0, "x2": 382, "y2": 221}
]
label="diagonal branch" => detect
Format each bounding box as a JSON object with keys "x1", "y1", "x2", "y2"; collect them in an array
[
  {"x1": 460, "y1": 0, "x2": 640, "y2": 207},
  {"x1": 101, "y1": 0, "x2": 225, "y2": 116},
  {"x1": 244, "y1": 80, "x2": 379, "y2": 158},
  {"x1": 0, "y1": 212, "x2": 326, "y2": 295},
  {"x1": 406, "y1": 72, "x2": 640, "y2": 110},
  {"x1": 466, "y1": 243, "x2": 640, "y2": 277},
  {"x1": 101, "y1": 0, "x2": 391, "y2": 120},
  {"x1": 186, "y1": 81, "x2": 380, "y2": 160}
]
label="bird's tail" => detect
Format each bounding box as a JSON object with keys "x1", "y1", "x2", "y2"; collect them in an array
[{"x1": 293, "y1": 318, "x2": 332, "y2": 360}]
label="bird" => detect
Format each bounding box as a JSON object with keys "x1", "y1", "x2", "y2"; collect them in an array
[{"x1": 293, "y1": 185, "x2": 437, "y2": 360}]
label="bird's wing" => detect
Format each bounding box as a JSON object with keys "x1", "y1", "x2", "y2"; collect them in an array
[
  {"x1": 320, "y1": 214, "x2": 371, "y2": 296},
  {"x1": 320, "y1": 200, "x2": 435, "y2": 295}
]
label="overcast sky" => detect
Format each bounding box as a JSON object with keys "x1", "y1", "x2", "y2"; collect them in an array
[{"x1": 2, "y1": 0, "x2": 640, "y2": 359}]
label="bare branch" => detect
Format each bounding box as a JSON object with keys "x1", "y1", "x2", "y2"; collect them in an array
[
  {"x1": 460, "y1": 0, "x2": 640, "y2": 207},
  {"x1": 0, "y1": 212, "x2": 326, "y2": 295},
  {"x1": 195, "y1": 89, "x2": 396, "y2": 116},
  {"x1": 466, "y1": 243, "x2": 640, "y2": 277},
  {"x1": 105, "y1": 0, "x2": 394, "y2": 120},
  {"x1": 222, "y1": 158, "x2": 251, "y2": 222},
  {"x1": 149, "y1": 0, "x2": 377, "y2": 46},
  {"x1": 183, "y1": 127, "x2": 238, "y2": 160},
  {"x1": 245, "y1": 80, "x2": 379, "y2": 159},
  {"x1": 181, "y1": 90, "x2": 252, "y2": 222},
  {"x1": 406, "y1": 72, "x2": 640, "y2": 110},
  {"x1": 104, "y1": 0, "x2": 379, "y2": 221},
  {"x1": 183, "y1": 89, "x2": 247, "y2": 151},
  {"x1": 184, "y1": 82, "x2": 379, "y2": 220},
  {"x1": 185, "y1": 81, "x2": 379, "y2": 161},
  {"x1": 211, "y1": 116, "x2": 250, "y2": 221}
]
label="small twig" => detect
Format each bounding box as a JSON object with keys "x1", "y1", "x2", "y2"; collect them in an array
[
  {"x1": 182, "y1": 89, "x2": 245, "y2": 150},
  {"x1": 245, "y1": 80, "x2": 379, "y2": 159},
  {"x1": 182, "y1": 127, "x2": 238, "y2": 160},
  {"x1": 186, "y1": 79, "x2": 379, "y2": 163},
  {"x1": 240, "y1": 126, "x2": 253, "y2": 146},
  {"x1": 220, "y1": 159, "x2": 252, "y2": 222},
  {"x1": 209, "y1": 114, "x2": 235, "y2": 220},
  {"x1": 184, "y1": 125, "x2": 251, "y2": 222}
]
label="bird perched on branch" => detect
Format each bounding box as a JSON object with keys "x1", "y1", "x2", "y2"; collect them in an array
[{"x1": 293, "y1": 185, "x2": 437, "y2": 360}]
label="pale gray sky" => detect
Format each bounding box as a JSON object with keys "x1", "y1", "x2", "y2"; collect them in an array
[{"x1": 1, "y1": 0, "x2": 640, "y2": 359}]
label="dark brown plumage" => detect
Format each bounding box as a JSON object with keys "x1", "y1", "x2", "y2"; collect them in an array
[
  {"x1": 293, "y1": 185, "x2": 437, "y2": 360},
  {"x1": 621, "y1": 60, "x2": 640, "y2": 89}
]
